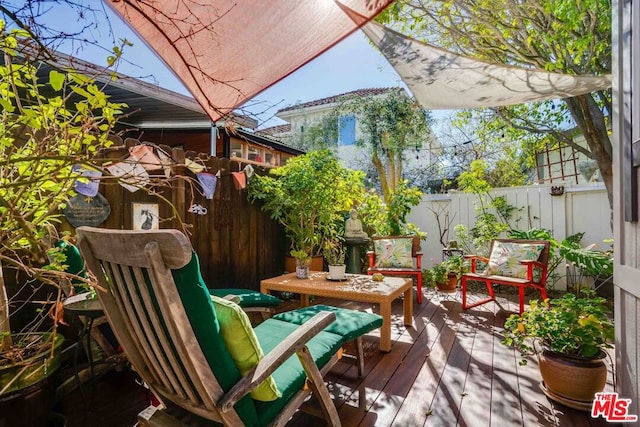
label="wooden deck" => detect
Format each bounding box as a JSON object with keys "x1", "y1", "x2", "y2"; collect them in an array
[{"x1": 55, "y1": 289, "x2": 616, "y2": 426}]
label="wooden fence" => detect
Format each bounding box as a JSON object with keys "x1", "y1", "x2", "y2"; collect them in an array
[{"x1": 69, "y1": 142, "x2": 286, "y2": 291}]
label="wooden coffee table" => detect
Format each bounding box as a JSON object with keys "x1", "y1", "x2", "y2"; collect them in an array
[{"x1": 260, "y1": 271, "x2": 413, "y2": 352}]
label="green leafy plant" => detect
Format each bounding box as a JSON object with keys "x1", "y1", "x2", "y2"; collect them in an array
[
  {"x1": 359, "y1": 181, "x2": 425, "y2": 239},
  {"x1": 423, "y1": 256, "x2": 466, "y2": 288},
  {"x1": 323, "y1": 238, "x2": 345, "y2": 265},
  {"x1": 289, "y1": 249, "x2": 311, "y2": 267},
  {"x1": 502, "y1": 290, "x2": 614, "y2": 364},
  {"x1": 248, "y1": 150, "x2": 365, "y2": 259}
]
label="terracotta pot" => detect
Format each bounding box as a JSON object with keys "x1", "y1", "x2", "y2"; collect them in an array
[
  {"x1": 539, "y1": 348, "x2": 607, "y2": 403},
  {"x1": 436, "y1": 273, "x2": 458, "y2": 293}
]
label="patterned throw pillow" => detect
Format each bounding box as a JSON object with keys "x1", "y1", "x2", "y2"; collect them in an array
[
  {"x1": 374, "y1": 238, "x2": 414, "y2": 268},
  {"x1": 487, "y1": 241, "x2": 545, "y2": 279}
]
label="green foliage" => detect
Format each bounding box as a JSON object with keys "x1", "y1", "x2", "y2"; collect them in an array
[
  {"x1": 423, "y1": 255, "x2": 467, "y2": 287},
  {"x1": 502, "y1": 291, "x2": 614, "y2": 363},
  {"x1": 337, "y1": 88, "x2": 434, "y2": 202},
  {"x1": 288, "y1": 114, "x2": 339, "y2": 152},
  {"x1": 358, "y1": 181, "x2": 425, "y2": 238},
  {"x1": 378, "y1": 0, "x2": 613, "y2": 206},
  {"x1": 247, "y1": 150, "x2": 365, "y2": 257},
  {"x1": 0, "y1": 23, "x2": 124, "y2": 348},
  {"x1": 560, "y1": 238, "x2": 613, "y2": 277},
  {"x1": 322, "y1": 237, "x2": 345, "y2": 265}
]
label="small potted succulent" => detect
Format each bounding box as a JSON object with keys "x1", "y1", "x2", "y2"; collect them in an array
[
  {"x1": 290, "y1": 249, "x2": 312, "y2": 279},
  {"x1": 502, "y1": 290, "x2": 614, "y2": 407}
]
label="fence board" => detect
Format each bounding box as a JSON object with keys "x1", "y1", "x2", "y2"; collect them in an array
[{"x1": 64, "y1": 145, "x2": 286, "y2": 291}]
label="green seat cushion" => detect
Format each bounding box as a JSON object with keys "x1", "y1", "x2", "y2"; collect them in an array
[
  {"x1": 171, "y1": 252, "x2": 257, "y2": 425},
  {"x1": 272, "y1": 305, "x2": 382, "y2": 342},
  {"x1": 209, "y1": 288, "x2": 281, "y2": 308},
  {"x1": 210, "y1": 296, "x2": 281, "y2": 401},
  {"x1": 252, "y1": 318, "x2": 343, "y2": 425}
]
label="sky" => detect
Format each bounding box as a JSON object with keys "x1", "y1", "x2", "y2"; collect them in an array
[{"x1": 42, "y1": 4, "x2": 411, "y2": 130}]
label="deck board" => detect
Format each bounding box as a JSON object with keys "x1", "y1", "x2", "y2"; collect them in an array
[{"x1": 55, "y1": 288, "x2": 616, "y2": 427}]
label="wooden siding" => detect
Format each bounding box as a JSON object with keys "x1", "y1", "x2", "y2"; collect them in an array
[{"x1": 613, "y1": 0, "x2": 640, "y2": 418}]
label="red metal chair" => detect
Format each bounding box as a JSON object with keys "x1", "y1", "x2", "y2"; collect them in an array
[{"x1": 461, "y1": 239, "x2": 551, "y2": 314}]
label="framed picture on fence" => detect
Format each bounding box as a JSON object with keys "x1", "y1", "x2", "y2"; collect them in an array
[{"x1": 132, "y1": 202, "x2": 159, "y2": 230}]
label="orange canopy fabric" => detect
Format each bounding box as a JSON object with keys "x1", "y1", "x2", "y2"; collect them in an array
[{"x1": 107, "y1": 0, "x2": 393, "y2": 121}]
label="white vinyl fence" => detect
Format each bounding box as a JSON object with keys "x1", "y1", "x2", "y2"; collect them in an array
[{"x1": 408, "y1": 183, "x2": 612, "y2": 290}]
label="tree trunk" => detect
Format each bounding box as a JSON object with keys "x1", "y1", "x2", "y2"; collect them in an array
[
  {"x1": 0, "y1": 260, "x2": 12, "y2": 352},
  {"x1": 565, "y1": 95, "x2": 613, "y2": 210}
]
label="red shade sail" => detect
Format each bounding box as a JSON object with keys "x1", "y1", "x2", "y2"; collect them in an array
[{"x1": 107, "y1": 0, "x2": 393, "y2": 121}]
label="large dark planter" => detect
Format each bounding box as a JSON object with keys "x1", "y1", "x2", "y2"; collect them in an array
[
  {"x1": 0, "y1": 332, "x2": 64, "y2": 427},
  {"x1": 539, "y1": 348, "x2": 607, "y2": 408}
]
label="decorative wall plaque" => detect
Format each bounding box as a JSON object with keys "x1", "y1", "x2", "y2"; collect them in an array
[{"x1": 64, "y1": 193, "x2": 111, "y2": 227}]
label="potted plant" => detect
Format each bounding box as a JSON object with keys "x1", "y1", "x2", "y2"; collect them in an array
[
  {"x1": 290, "y1": 249, "x2": 312, "y2": 279},
  {"x1": 248, "y1": 150, "x2": 365, "y2": 272},
  {"x1": 0, "y1": 27, "x2": 124, "y2": 424},
  {"x1": 423, "y1": 256, "x2": 466, "y2": 293},
  {"x1": 502, "y1": 290, "x2": 614, "y2": 408},
  {"x1": 323, "y1": 237, "x2": 346, "y2": 280}
]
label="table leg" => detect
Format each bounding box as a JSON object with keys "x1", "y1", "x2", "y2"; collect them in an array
[
  {"x1": 379, "y1": 302, "x2": 391, "y2": 352},
  {"x1": 403, "y1": 286, "x2": 413, "y2": 327},
  {"x1": 300, "y1": 294, "x2": 310, "y2": 307}
]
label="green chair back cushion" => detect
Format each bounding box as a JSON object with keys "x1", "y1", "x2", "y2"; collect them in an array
[
  {"x1": 55, "y1": 240, "x2": 88, "y2": 293},
  {"x1": 374, "y1": 238, "x2": 413, "y2": 268},
  {"x1": 171, "y1": 252, "x2": 258, "y2": 425},
  {"x1": 209, "y1": 288, "x2": 281, "y2": 308},
  {"x1": 211, "y1": 296, "x2": 282, "y2": 401}
]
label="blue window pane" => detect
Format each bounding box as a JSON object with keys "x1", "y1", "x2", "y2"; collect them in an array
[{"x1": 339, "y1": 114, "x2": 356, "y2": 146}]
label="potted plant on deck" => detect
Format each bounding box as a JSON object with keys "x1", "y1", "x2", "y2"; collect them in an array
[
  {"x1": 0, "y1": 27, "x2": 123, "y2": 424},
  {"x1": 247, "y1": 149, "x2": 365, "y2": 274},
  {"x1": 502, "y1": 290, "x2": 614, "y2": 409},
  {"x1": 423, "y1": 255, "x2": 466, "y2": 293}
]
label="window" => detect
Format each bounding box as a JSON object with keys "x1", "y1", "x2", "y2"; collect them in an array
[
  {"x1": 230, "y1": 141, "x2": 244, "y2": 159},
  {"x1": 338, "y1": 114, "x2": 356, "y2": 146}
]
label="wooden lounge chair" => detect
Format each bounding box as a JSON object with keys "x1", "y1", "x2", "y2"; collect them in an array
[
  {"x1": 76, "y1": 227, "x2": 345, "y2": 426},
  {"x1": 461, "y1": 239, "x2": 551, "y2": 314}
]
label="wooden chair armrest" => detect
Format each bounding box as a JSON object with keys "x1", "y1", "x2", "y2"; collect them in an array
[
  {"x1": 367, "y1": 251, "x2": 375, "y2": 268},
  {"x1": 463, "y1": 255, "x2": 489, "y2": 262},
  {"x1": 520, "y1": 259, "x2": 546, "y2": 282},
  {"x1": 519, "y1": 259, "x2": 543, "y2": 267},
  {"x1": 219, "y1": 311, "x2": 336, "y2": 411},
  {"x1": 463, "y1": 255, "x2": 489, "y2": 273}
]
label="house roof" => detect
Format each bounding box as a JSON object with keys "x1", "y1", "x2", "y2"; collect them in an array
[
  {"x1": 255, "y1": 124, "x2": 292, "y2": 136},
  {"x1": 276, "y1": 87, "x2": 397, "y2": 114}
]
